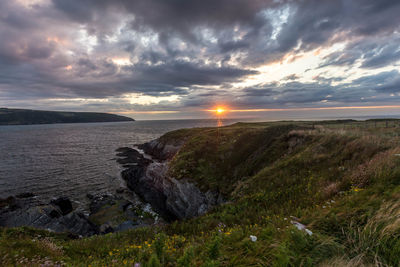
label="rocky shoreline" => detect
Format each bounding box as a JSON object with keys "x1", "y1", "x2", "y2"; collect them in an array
[
  {"x1": 0, "y1": 136, "x2": 223, "y2": 236},
  {"x1": 0, "y1": 194, "x2": 97, "y2": 237}
]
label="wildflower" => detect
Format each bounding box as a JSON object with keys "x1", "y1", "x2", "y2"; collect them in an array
[
  {"x1": 250, "y1": 235, "x2": 257, "y2": 242},
  {"x1": 123, "y1": 260, "x2": 128, "y2": 265},
  {"x1": 109, "y1": 252, "x2": 113, "y2": 256}
]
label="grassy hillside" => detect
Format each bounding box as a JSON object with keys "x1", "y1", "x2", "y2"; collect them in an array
[
  {"x1": 0, "y1": 108, "x2": 134, "y2": 125},
  {"x1": 2, "y1": 120, "x2": 400, "y2": 266}
]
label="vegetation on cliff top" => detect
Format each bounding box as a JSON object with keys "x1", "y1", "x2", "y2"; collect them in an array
[{"x1": 2, "y1": 120, "x2": 400, "y2": 266}]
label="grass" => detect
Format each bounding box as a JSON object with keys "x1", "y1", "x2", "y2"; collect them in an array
[{"x1": 2, "y1": 120, "x2": 400, "y2": 266}]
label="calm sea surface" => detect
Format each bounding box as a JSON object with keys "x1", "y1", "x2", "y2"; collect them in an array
[{"x1": 0, "y1": 119, "x2": 239, "y2": 209}]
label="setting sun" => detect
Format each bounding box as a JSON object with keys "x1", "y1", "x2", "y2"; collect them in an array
[{"x1": 216, "y1": 108, "x2": 225, "y2": 114}]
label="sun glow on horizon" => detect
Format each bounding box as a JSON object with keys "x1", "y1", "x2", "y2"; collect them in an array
[{"x1": 208, "y1": 106, "x2": 229, "y2": 115}]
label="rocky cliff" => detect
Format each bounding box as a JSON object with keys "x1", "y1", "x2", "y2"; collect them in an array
[{"x1": 117, "y1": 136, "x2": 224, "y2": 222}]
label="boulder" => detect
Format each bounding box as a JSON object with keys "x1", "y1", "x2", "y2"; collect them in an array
[
  {"x1": 0, "y1": 204, "x2": 98, "y2": 236},
  {"x1": 0, "y1": 196, "x2": 98, "y2": 236},
  {"x1": 50, "y1": 197, "x2": 73, "y2": 215},
  {"x1": 0, "y1": 196, "x2": 20, "y2": 210}
]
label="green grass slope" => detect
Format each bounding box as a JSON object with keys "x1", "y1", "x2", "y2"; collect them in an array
[
  {"x1": 0, "y1": 108, "x2": 134, "y2": 125},
  {"x1": 2, "y1": 120, "x2": 400, "y2": 266}
]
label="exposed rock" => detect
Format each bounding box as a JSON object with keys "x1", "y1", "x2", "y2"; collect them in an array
[
  {"x1": 15, "y1": 192, "x2": 36, "y2": 198},
  {"x1": 0, "y1": 198, "x2": 98, "y2": 236},
  {"x1": 138, "y1": 139, "x2": 183, "y2": 161},
  {"x1": 118, "y1": 139, "x2": 224, "y2": 222},
  {"x1": 287, "y1": 132, "x2": 306, "y2": 153},
  {"x1": 100, "y1": 223, "x2": 113, "y2": 234},
  {"x1": 0, "y1": 196, "x2": 20, "y2": 211},
  {"x1": 121, "y1": 161, "x2": 172, "y2": 220},
  {"x1": 50, "y1": 197, "x2": 73, "y2": 215},
  {"x1": 116, "y1": 187, "x2": 125, "y2": 194},
  {"x1": 116, "y1": 147, "x2": 152, "y2": 165},
  {"x1": 89, "y1": 194, "x2": 117, "y2": 214},
  {"x1": 290, "y1": 218, "x2": 313, "y2": 236},
  {"x1": 114, "y1": 221, "x2": 139, "y2": 232}
]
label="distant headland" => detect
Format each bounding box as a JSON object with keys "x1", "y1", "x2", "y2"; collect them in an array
[{"x1": 0, "y1": 108, "x2": 134, "y2": 125}]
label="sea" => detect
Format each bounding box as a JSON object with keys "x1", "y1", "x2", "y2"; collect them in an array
[{"x1": 0, "y1": 119, "x2": 240, "y2": 211}]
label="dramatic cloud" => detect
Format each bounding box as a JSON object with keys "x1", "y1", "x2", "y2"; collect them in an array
[{"x1": 0, "y1": 0, "x2": 400, "y2": 119}]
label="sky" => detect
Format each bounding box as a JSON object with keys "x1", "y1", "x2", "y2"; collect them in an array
[{"x1": 1, "y1": 0, "x2": 400, "y2": 120}]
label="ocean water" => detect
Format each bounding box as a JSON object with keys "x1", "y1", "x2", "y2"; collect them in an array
[{"x1": 0, "y1": 119, "x2": 238, "y2": 209}]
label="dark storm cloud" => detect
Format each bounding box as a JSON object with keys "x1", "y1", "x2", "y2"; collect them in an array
[
  {"x1": 319, "y1": 35, "x2": 400, "y2": 69},
  {"x1": 234, "y1": 69, "x2": 400, "y2": 108},
  {"x1": 52, "y1": 0, "x2": 400, "y2": 54},
  {"x1": 52, "y1": 0, "x2": 272, "y2": 34},
  {"x1": 353, "y1": 70, "x2": 400, "y2": 93},
  {"x1": 361, "y1": 43, "x2": 400, "y2": 69},
  {"x1": 281, "y1": 0, "x2": 400, "y2": 48},
  {"x1": 1, "y1": 0, "x2": 400, "y2": 115},
  {"x1": 133, "y1": 62, "x2": 258, "y2": 88},
  {"x1": 241, "y1": 82, "x2": 334, "y2": 107}
]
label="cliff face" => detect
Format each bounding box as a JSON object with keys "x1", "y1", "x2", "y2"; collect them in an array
[{"x1": 117, "y1": 137, "x2": 224, "y2": 221}]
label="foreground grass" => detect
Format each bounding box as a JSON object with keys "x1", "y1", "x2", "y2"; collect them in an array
[{"x1": 2, "y1": 120, "x2": 400, "y2": 266}]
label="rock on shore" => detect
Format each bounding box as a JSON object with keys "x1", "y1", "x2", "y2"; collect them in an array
[{"x1": 0, "y1": 195, "x2": 98, "y2": 236}]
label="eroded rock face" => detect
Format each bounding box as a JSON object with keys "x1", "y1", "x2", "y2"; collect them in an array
[
  {"x1": 0, "y1": 196, "x2": 98, "y2": 236},
  {"x1": 118, "y1": 139, "x2": 224, "y2": 221},
  {"x1": 138, "y1": 139, "x2": 183, "y2": 161},
  {"x1": 165, "y1": 178, "x2": 224, "y2": 219}
]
